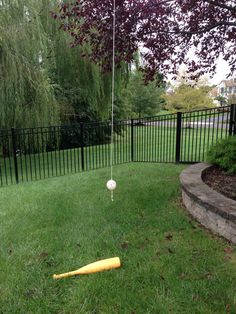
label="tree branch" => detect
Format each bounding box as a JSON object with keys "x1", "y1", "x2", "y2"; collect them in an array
[
  {"x1": 135, "y1": 0, "x2": 173, "y2": 14},
  {"x1": 146, "y1": 21, "x2": 236, "y2": 36},
  {"x1": 203, "y1": 0, "x2": 236, "y2": 12},
  {"x1": 180, "y1": 21, "x2": 236, "y2": 35}
]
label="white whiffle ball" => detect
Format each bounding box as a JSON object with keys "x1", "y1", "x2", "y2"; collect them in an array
[{"x1": 106, "y1": 179, "x2": 117, "y2": 191}]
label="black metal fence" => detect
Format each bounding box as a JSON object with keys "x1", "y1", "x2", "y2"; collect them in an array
[{"x1": 0, "y1": 104, "x2": 235, "y2": 186}]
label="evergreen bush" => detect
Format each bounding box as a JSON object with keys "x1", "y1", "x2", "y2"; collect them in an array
[{"x1": 207, "y1": 136, "x2": 236, "y2": 174}]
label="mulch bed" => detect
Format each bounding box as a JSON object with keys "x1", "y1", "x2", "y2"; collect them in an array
[{"x1": 203, "y1": 166, "x2": 236, "y2": 201}]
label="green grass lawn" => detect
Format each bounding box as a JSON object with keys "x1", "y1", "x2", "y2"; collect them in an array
[
  {"x1": 1, "y1": 163, "x2": 236, "y2": 313},
  {"x1": 156, "y1": 110, "x2": 170, "y2": 115}
]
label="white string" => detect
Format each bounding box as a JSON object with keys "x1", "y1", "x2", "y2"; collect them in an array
[{"x1": 110, "y1": 0, "x2": 116, "y2": 202}]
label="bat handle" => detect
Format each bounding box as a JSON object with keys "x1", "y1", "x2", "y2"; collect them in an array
[{"x1": 53, "y1": 270, "x2": 78, "y2": 280}]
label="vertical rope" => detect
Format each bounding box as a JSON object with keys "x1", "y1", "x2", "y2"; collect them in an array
[{"x1": 110, "y1": 0, "x2": 116, "y2": 201}]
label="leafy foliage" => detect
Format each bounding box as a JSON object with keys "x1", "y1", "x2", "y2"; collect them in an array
[
  {"x1": 215, "y1": 95, "x2": 227, "y2": 106},
  {"x1": 163, "y1": 76, "x2": 214, "y2": 111},
  {"x1": 0, "y1": 0, "x2": 130, "y2": 129},
  {"x1": 54, "y1": 0, "x2": 236, "y2": 80},
  {"x1": 207, "y1": 136, "x2": 236, "y2": 174},
  {"x1": 125, "y1": 71, "x2": 165, "y2": 117},
  {"x1": 0, "y1": 0, "x2": 59, "y2": 128}
]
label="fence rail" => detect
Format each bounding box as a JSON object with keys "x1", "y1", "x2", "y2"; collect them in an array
[{"x1": 0, "y1": 104, "x2": 235, "y2": 186}]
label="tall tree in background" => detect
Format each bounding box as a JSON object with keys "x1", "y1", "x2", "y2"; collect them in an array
[
  {"x1": 43, "y1": 0, "x2": 130, "y2": 123},
  {"x1": 215, "y1": 95, "x2": 227, "y2": 106},
  {"x1": 0, "y1": 0, "x2": 59, "y2": 128},
  {"x1": 0, "y1": 0, "x2": 130, "y2": 129},
  {"x1": 126, "y1": 71, "x2": 165, "y2": 118},
  {"x1": 54, "y1": 0, "x2": 236, "y2": 81},
  {"x1": 163, "y1": 76, "x2": 214, "y2": 112}
]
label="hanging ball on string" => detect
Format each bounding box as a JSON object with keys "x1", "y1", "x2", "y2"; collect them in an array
[{"x1": 106, "y1": 179, "x2": 117, "y2": 191}]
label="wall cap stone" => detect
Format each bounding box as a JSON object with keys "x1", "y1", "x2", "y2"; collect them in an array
[{"x1": 180, "y1": 163, "x2": 236, "y2": 223}]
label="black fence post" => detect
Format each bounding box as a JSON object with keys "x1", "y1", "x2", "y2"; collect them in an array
[
  {"x1": 229, "y1": 104, "x2": 234, "y2": 136},
  {"x1": 11, "y1": 127, "x2": 19, "y2": 184},
  {"x1": 233, "y1": 104, "x2": 236, "y2": 136},
  {"x1": 131, "y1": 119, "x2": 134, "y2": 161},
  {"x1": 175, "y1": 112, "x2": 182, "y2": 163},
  {"x1": 80, "y1": 122, "x2": 85, "y2": 171}
]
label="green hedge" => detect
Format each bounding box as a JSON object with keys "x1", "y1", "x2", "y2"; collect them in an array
[{"x1": 207, "y1": 136, "x2": 236, "y2": 174}]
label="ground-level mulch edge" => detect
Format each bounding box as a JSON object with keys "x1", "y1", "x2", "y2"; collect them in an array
[{"x1": 203, "y1": 166, "x2": 236, "y2": 201}]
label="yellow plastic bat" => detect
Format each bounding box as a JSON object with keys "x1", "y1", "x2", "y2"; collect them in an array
[{"x1": 53, "y1": 257, "x2": 121, "y2": 279}]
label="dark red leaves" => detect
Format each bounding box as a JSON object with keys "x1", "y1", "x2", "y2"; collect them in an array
[{"x1": 53, "y1": 0, "x2": 236, "y2": 80}]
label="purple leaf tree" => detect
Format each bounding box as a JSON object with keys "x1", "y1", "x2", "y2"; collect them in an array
[{"x1": 53, "y1": 0, "x2": 236, "y2": 80}]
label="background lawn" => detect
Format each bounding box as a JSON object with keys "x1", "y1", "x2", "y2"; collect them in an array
[
  {"x1": 0, "y1": 163, "x2": 236, "y2": 313},
  {"x1": 0, "y1": 123, "x2": 227, "y2": 185}
]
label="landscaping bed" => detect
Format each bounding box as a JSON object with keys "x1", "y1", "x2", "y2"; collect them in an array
[
  {"x1": 180, "y1": 163, "x2": 236, "y2": 244},
  {"x1": 203, "y1": 166, "x2": 236, "y2": 201}
]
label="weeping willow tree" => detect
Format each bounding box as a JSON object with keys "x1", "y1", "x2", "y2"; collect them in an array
[
  {"x1": 41, "y1": 0, "x2": 129, "y2": 123},
  {"x1": 0, "y1": 0, "x2": 60, "y2": 128},
  {"x1": 50, "y1": 34, "x2": 125, "y2": 122},
  {"x1": 0, "y1": 0, "x2": 130, "y2": 129}
]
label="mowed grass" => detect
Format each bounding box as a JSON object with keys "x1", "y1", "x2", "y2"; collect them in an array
[{"x1": 1, "y1": 163, "x2": 236, "y2": 313}]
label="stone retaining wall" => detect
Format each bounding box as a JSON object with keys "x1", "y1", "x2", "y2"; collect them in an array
[{"x1": 180, "y1": 163, "x2": 236, "y2": 243}]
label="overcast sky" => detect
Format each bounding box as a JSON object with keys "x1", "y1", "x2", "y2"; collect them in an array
[
  {"x1": 167, "y1": 51, "x2": 232, "y2": 86},
  {"x1": 207, "y1": 57, "x2": 231, "y2": 85}
]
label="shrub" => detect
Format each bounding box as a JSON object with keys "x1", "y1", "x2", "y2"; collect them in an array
[{"x1": 207, "y1": 136, "x2": 236, "y2": 174}]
